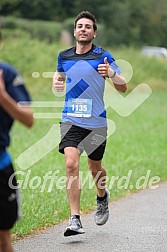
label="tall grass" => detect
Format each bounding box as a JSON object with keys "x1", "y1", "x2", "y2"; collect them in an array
[{"x1": 0, "y1": 29, "x2": 167, "y2": 238}]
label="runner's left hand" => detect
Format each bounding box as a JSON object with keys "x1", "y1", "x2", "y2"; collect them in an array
[{"x1": 97, "y1": 57, "x2": 109, "y2": 77}]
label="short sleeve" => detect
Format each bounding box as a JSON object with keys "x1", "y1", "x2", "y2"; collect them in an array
[
  {"x1": 12, "y1": 82, "x2": 31, "y2": 104},
  {"x1": 0, "y1": 62, "x2": 31, "y2": 104},
  {"x1": 103, "y1": 51, "x2": 121, "y2": 74}
]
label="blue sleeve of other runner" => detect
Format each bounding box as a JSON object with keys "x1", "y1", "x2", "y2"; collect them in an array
[
  {"x1": 57, "y1": 54, "x2": 64, "y2": 73},
  {"x1": 0, "y1": 62, "x2": 31, "y2": 103}
]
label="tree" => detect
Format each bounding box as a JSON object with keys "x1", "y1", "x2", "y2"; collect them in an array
[{"x1": 1, "y1": 0, "x2": 167, "y2": 46}]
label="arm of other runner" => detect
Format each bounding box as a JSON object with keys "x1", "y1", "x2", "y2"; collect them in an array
[{"x1": 0, "y1": 70, "x2": 34, "y2": 127}]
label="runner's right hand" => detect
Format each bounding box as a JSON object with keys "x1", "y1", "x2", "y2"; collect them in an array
[{"x1": 52, "y1": 73, "x2": 65, "y2": 92}]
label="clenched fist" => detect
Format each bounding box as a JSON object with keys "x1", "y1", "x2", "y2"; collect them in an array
[{"x1": 52, "y1": 72, "x2": 65, "y2": 92}]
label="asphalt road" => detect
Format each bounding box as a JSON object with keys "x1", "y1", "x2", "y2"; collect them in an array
[{"x1": 14, "y1": 182, "x2": 167, "y2": 252}]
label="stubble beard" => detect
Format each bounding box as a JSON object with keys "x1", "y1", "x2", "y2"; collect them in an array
[{"x1": 76, "y1": 37, "x2": 94, "y2": 45}]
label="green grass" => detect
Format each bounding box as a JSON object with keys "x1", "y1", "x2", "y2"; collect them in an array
[{"x1": 1, "y1": 30, "x2": 167, "y2": 239}]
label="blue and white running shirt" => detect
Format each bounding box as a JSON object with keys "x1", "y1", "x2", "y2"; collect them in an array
[{"x1": 57, "y1": 44, "x2": 120, "y2": 128}]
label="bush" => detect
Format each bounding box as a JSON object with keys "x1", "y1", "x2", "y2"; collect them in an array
[{"x1": 1, "y1": 16, "x2": 61, "y2": 43}]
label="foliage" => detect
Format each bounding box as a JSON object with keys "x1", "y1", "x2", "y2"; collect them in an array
[
  {"x1": 0, "y1": 16, "x2": 61, "y2": 43},
  {"x1": 1, "y1": 0, "x2": 167, "y2": 46}
]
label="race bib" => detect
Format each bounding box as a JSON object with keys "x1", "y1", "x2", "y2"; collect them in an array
[{"x1": 67, "y1": 98, "x2": 92, "y2": 117}]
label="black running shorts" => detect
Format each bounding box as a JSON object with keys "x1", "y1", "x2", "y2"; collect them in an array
[
  {"x1": 59, "y1": 122, "x2": 107, "y2": 161},
  {"x1": 0, "y1": 164, "x2": 20, "y2": 230}
]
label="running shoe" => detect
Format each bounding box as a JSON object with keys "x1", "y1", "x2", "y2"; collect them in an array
[
  {"x1": 64, "y1": 215, "x2": 85, "y2": 237},
  {"x1": 94, "y1": 189, "x2": 110, "y2": 225}
]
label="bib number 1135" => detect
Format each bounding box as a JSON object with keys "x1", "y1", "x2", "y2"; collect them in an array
[
  {"x1": 67, "y1": 98, "x2": 92, "y2": 117},
  {"x1": 71, "y1": 104, "x2": 87, "y2": 112}
]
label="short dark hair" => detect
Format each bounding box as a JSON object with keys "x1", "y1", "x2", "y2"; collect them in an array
[{"x1": 74, "y1": 11, "x2": 97, "y2": 31}]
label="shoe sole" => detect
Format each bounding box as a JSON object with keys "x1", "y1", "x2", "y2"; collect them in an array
[
  {"x1": 95, "y1": 215, "x2": 109, "y2": 225},
  {"x1": 64, "y1": 228, "x2": 85, "y2": 237}
]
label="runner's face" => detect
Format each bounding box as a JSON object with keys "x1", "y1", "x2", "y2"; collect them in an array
[{"x1": 74, "y1": 18, "x2": 97, "y2": 44}]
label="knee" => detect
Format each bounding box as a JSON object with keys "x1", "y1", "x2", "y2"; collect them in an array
[{"x1": 66, "y1": 158, "x2": 79, "y2": 175}]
